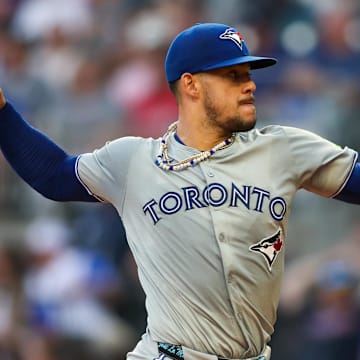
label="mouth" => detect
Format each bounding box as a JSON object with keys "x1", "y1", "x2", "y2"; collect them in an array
[
  {"x1": 239, "y1": 96, "x2": 255, "y2": 106},
  {"x1": 238, "y1": 97, "x2": 256, "y2": 120},
  {"x1": 239, "y1": 101, "x2": 256, "y2": 114}
]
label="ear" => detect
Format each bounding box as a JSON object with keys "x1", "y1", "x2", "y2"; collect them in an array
[{"x1": 179, "y1": 73, "x2": 200, "y2": 98}]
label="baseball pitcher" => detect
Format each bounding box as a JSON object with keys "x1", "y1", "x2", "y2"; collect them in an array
[{"x1": 0, "y1": 23, "x2": 359, "y2": 360}]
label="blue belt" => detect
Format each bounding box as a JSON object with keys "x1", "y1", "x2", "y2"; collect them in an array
[{"x1": 157, "y1": 342, "x2": 267, "y2": 360}]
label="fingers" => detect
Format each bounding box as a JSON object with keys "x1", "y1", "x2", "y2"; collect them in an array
[{"x1": 0, "y1": 88, "x2": 6, "y2": 109}]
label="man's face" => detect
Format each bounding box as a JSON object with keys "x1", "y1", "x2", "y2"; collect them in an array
[{"x1": 195, "y1": 63, "x2": 257, "y2": 135}]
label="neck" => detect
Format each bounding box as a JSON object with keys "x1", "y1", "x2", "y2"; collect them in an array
[{"x1": 156, "y1": 121, "x2": 235, "y2": 171}]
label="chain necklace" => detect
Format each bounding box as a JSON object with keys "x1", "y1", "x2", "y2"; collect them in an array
[{"x1": 155, "y1": 121, "x2": 236, "y2": 171}]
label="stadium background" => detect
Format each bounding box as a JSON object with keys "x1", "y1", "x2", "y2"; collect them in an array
[{"x1": 0, "y1": 0, "x2": 360, "y2": 359}]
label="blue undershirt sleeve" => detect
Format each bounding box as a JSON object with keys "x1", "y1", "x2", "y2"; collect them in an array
[
  {"x1": 335, "y1": 161, "x2": 360, "y2": 204},
  {"x1": 0, "y1": 102, "x2": 98, "y2": 202}
]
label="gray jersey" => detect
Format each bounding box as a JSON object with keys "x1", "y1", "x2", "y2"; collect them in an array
[{"x1": 77, "y1": 125, "x2": 357, "y2": 359}]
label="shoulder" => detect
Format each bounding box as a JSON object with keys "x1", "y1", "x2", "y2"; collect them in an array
[
  {"x1": 105, "y1": 135, "x2": 157, "y2": 148},
  {"x1": 255, "y1": 125, "x2": 328, "y2": 142},
  {"x1": 238, "y1": 125, "x2": 299, "y2": 142},
  {"x1": 79, "y1": 136, "x2": 160, "y2": 168},
  {"x1": 98, "y1": 136, "x2": 160, "y2": 155},
  {"x1": 257, "y1": 125, "x2": 311, "y2": 136},
  {"x1": 238, "y1": 126, "x2": 340, "y2": 154}
]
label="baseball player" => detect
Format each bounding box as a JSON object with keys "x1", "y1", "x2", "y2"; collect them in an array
[{"x1": 0, "y1": 22, "x2": 359, "y2": 360}]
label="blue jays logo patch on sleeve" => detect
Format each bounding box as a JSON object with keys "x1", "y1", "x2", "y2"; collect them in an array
[{"x1": 249, "y1": 229, "x2": 283, "y2": 271}]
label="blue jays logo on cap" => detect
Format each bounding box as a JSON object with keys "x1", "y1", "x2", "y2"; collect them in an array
[
  {"x1": 219, "y1": 28, "x2": 245, "y2": 50},
  {"x1": 165, "y1": 23, "x2": 277, "y2": 83}
]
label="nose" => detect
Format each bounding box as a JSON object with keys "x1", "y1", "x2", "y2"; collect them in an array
[{"x1": 243, "y1": 79, "x2": 256, "y2": 94}]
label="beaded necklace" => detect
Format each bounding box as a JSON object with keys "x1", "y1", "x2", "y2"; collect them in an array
[{"x1": 155, "y1": 121, "x2": 236, "y2": 171}]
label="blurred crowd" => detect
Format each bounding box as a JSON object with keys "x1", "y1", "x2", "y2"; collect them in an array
[{"x1": 0, "y1": 0, "x2": 359, "y2": 359}]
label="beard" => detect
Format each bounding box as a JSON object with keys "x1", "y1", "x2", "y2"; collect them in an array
[{"x1": 203, "y1": 91, "x2": 257, "y2": 135}]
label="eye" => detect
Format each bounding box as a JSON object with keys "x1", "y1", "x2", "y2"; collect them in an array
[
  {"x1": 228, "y1": 70, "x2": 252, "y2": 83},
  {"x1": 228, "y1": 70, "x2": 238, "y2": 80}
]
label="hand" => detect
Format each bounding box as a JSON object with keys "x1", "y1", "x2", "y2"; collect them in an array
[{"x1": 0, "y1": 88, "x2": 6, "y2": 109}]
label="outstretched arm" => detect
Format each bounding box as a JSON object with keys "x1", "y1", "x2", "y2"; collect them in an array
[{"x1": 0, "y1": 89, "x2": 98, "y2": 202}]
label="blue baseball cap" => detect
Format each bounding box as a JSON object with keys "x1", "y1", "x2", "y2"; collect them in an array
[{"x1": 165, "y1": 23, "x2": 277, "y2": 83}]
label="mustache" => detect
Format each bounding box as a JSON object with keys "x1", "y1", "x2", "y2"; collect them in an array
[{"x1": 238, "y1": 95, "x2": 255, "y2": 105}]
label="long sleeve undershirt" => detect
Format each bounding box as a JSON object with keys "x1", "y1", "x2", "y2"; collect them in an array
[{"x1": 0, "y1": 102, "x2": 97, "y2": 202}]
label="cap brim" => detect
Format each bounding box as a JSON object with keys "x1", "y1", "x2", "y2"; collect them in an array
[{"x1": 201, "y1": 56, "x2": 277, "y2": 72}]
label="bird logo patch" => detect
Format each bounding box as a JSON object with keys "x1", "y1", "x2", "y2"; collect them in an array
[
  {"x1": 249, "y1": 230, "x2": 283, "y2": 271},
  {"x1": 219, "y1": 28, "x2": 245, "y2": 50}
]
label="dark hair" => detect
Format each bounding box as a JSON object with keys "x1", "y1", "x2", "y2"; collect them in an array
[{"x1": 168, "y1": 80, "x2": 179, "y2": 98}]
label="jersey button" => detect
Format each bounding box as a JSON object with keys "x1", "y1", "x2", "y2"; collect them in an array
[
  {"x1": 219, "y1": 233, "x2": 225, "y2": 242},
  {"x1": 207, "y1": 171, "x2": 214, "y2": 177}
]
